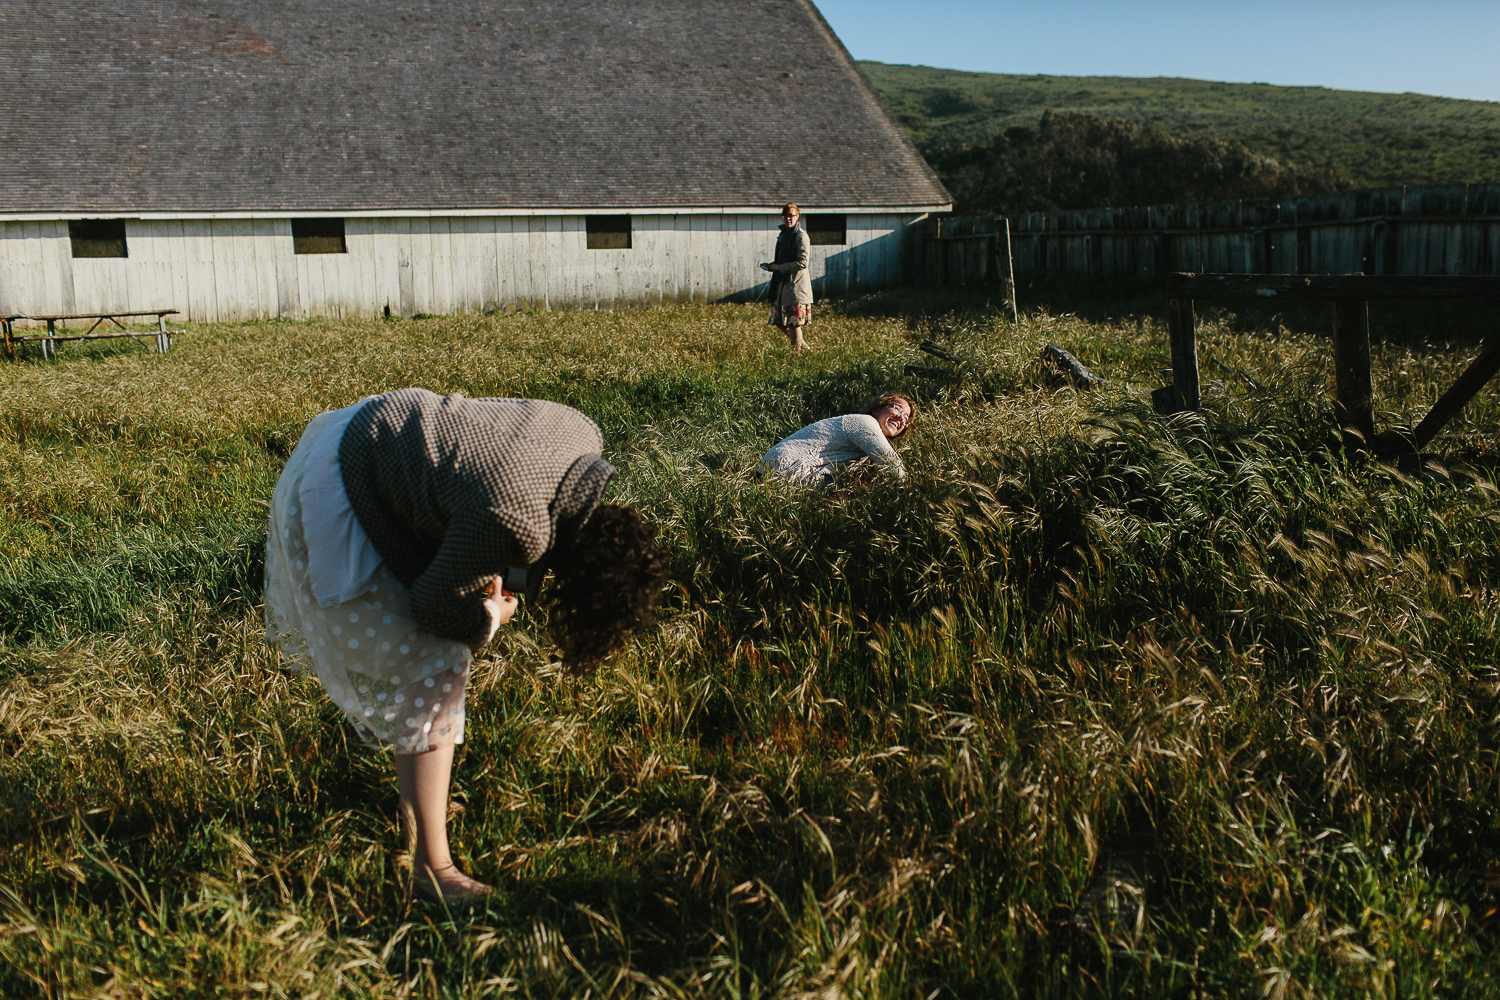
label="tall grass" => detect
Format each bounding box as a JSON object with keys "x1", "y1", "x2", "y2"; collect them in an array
[{"x1": 1, "y1": 295, "x2": 1497, "y2": 997}]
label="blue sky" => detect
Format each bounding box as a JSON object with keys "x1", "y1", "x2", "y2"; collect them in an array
[{"x1": 816, "y1": 0, "x2": 1500, "y2": 103}]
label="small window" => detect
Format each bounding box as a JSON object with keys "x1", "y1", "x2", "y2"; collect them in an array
[
  {"x1": 292, "y1": 218, "x2": 347, "y2": 254},
  {"x1": 586, "y1": 215, "x2": 632, "y2": 250},
  {"x1": 69, "y1": 219, "x2": 128, "y2": 258},
  {"x1": 805, "y1": 214, "x2": 846, "y2": 246}
]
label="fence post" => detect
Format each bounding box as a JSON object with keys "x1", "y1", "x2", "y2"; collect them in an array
[
  {"x1": 1409, "y1": 335, "x2": 1500, "y2": 449},
  {"x1": 1332, "y1": 299, "x2": 1374, "y2": 452},
  {"x1": 998, "y1": 218, "x2": 1018, "y2": 323},
  {"x1": 1167, "y1": 297, "x2": 1199, "y2": 411}
]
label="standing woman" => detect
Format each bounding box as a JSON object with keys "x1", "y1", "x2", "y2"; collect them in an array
[
  {"x1": 761, "y1": 202, "x2": 814, "y2": 351},
  {"x1": 264, "y1": 388, "x2": 667, "y2": 902}
]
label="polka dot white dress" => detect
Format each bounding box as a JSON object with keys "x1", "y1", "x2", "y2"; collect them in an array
[{"x1": 265, "y1": 412, "x2": 471, "y2": 754}]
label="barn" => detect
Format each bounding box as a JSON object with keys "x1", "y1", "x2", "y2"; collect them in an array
[{"x1": 0, "y1": 0, "x2": 950, "y2": 325}]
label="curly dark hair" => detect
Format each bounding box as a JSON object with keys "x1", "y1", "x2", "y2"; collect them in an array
[{"x1": 538, "y1": 504, "x2": 668, "y2": 673}]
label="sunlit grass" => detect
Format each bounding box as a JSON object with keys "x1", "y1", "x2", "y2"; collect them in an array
[{"x1": 2, "y1": 294, "x2": 1497, "y2": 997}]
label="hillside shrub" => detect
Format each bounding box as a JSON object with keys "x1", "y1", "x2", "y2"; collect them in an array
[{"x1": 930, "y1": 110, "x2": 1348, "y2": 216}]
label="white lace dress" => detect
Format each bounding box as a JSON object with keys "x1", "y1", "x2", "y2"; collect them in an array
[{"x1": 264, "y1": 404, "x2": 471, "y2": 754}]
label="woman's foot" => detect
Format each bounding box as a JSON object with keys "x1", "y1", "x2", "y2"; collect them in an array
[{"x1": 413, "y1": 862, "x2": 492, "y2": 903}]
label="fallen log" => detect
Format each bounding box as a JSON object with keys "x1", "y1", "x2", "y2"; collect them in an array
[{"x1": 1042, "y1": 343, "x2": 1103, "y2": 389}]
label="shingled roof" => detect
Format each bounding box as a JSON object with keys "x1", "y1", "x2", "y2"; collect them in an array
[{"x1": 0, "y1": 0, "x2": 950, "y2": 214}]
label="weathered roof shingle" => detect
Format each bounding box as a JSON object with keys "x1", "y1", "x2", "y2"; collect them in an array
[{"x1": 0, "y1": 0, "x2": 950, "y2": 213}]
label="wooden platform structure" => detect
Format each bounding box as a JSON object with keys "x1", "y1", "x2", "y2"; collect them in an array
[
  {"x1": 2, "y1": 310, "x2": 178, "y2": 360},
  {"x1": 1159, "y1": 274, "x2": 1500, "y2": 455}
]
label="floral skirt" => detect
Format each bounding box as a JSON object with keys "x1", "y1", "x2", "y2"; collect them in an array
[
  {"x1": 768, "y1": 303, "x2": 812, "y2": 329},
  {"x1": 264, "y1": 414, "x2": 470, "y2": 754}
]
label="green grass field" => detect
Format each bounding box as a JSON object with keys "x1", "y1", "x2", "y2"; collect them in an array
[
  {"x1": 2, "y1": 292, "x2": 1498, "y2": 997},
  {"x1": 861, "y1": 61, "x2": 1500, "y2": 188}
]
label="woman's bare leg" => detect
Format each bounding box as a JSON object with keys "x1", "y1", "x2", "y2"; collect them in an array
[
  {"x1": 786, "y1": 321, "x2": 808, "y2": 351},
  {"x1": 396, "y1": 745, "x2": 491, "y2": 900}
]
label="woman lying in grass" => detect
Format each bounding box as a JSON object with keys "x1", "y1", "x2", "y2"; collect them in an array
[
  {"x1": 264, "y1": 388, "x2": 667, "y2": 902},
  {"x1": 759, "y1": 393, "x2": 915, "y2": 484}
]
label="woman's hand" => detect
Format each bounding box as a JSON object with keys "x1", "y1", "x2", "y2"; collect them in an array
[{"x1": 481, "y1": 577, "x2": 520, "y2": 644}]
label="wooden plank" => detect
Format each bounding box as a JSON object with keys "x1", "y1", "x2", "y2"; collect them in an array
[
  {"x1": 446, "y1": 216, "x2": 473, "y2": 313},
  {"x1": 725, "y1": 214, "x2": 744, "y2": 302},
  {"x1": 656, "y1": 215, "x2": 674, "y2": 302},
  {"x1": 476, "y1": 217, "x2": 499, "y2": 314},
  {"x1": 296, "y1": 238, "x2": 322, "y2": 320},
  {"x1": 341, "y1": 223, "x2": 367, "y2": 317},
  {"x1": 23, "y1": 309, "x2": 179, "y2": 321},
  {"x1": 689, "y1": 213, "x2": 706, "y2": 303},
  {"x1": 553, "y1": 215, "x2": 573, "y2": 307},
  {"x1": 160, "y1": 220, "x2": 189, "y2": 322},
  {"x1": 999, "y1": 217, "x2": 1018, "y2": 322},
  {"x1": 345, "y1": 216, "x2": 375, "y2": 317},
  {"x1": 0, "y1": 223, "x2": 19, "y2": 318},
  {"x1": 552, "y1": 215, "x2": 578, "y2": 308},
  {"x1": 231, "y1": 219, "x2": 261, "y2": 321},
  {"x1": 431, "y1": 217, "x2": 455, "y2": 316},
  {"x1": 395, "y1": 218, "x2": 415, "y2": 317},
  {"x1": 1166, "y1": 272, "x2": 1500, "y2": 300},
  {"x1": 68, "y1": 259, "x2": 98, "y2": 317},
  {"x1": 42, "y1": 221, "x2": 76, "y2": 317},
  {"x1": 269, "y1": 218, "x2": 300, "y2": 319},
  {"x1": 183, "y1": 220, "x2": 216, "y2": 323},
  {"x1": 366, "y1": 219, "x2": 398, "y2": 317},
  {"x1": 521, "y1": 215, "x2": 543, "y2": 309},
  {"x1": 408, "y1": 217, "x2": 432, "y2": 316},
  {"x1": 1410, "y1": 336, "x2": 1500, "y2": 449},
  {"x1": 746, "y1": 214, "x2": 765, "y2": 299},
  {"x1": 493, "y1": 216, "x2": 515, "y2": 311},
  {"x1": 633, "y1": 212, "x2": 657, "y2": 302},
  {"x1": 122, "y1": 220, "x2": 152, "y2": 316},
  {"x1": 1331, "y1": 299, "x2": 1374, "y2": 449},
  {"x1": 140, "y1": 220, "x2": 173, "y2": 317},
  {"x1": 22, "y1": 220, "x2": 47, "y2": 317},
  {"x1": 1167, "y1": 297, "x2": 1200, "y2": 411}
]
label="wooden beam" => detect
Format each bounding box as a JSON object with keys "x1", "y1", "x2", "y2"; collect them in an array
[
  {"x1": 1166, "y1": 273, "x2": 1500, "y2": 301},
  {"x1": 23, "y1": 309, "x2": 180, "y2": 321},
  {"x1": 998, "y1": 218, "x2": 1018, "y2": 323},
  {"x1": 1331, "y1": 300, "x2": 1374, "y2": 450},
  {"x1": 1410, "y1": 336, "x2": 1500, "y2": 449},
  {"x1": 1167, "y1": 297, "x2": 1199, "y2": 411}
]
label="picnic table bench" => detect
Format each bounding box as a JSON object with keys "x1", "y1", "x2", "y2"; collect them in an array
[
  {"x1": 1157, "y1": 273, "x2": 1500, "y2": 457},
  {"x1": 2, "y1": 309, "x2": 179, "y2": 360}
]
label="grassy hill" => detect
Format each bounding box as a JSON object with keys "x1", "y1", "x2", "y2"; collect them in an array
[
  {"x1": 861, "y1": 61, "x2": 1500, "y2": 189},
  {"x1": 2, "y1": 295, "x2": 1499, "y2": 995}
]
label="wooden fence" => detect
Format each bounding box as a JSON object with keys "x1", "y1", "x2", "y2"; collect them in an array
[{"x1": 923, "y1": 184, "x2": 1500, "y2": 284}]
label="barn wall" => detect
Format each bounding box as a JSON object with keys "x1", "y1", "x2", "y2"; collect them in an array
[{"x1": 0, "y1": 213, "x2": 923, "y2": 324}]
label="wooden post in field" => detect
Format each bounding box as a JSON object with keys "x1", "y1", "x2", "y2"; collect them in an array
[
  {"x1": 1331, "y1": 299, "x2": 1373, "y2": 451},
  {"x1": 1167, "y1": 297, "x2": 1199, "y2": 410},
  {"x1": 998, "y1": 217, "x2": 1018, "y2": 323},
  {"x1": 1410, "y1": 334, "x2": 1500, "y2": 449}
]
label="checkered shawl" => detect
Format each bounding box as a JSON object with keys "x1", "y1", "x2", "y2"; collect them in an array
[{"x1": 338, "y1": 388, "x2": 614, "y2": 647}]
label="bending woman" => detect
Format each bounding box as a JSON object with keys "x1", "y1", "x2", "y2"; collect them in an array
[
  {"x1": 264, "y1": 388, "x2": 667, "y2": 901},
  {"x1": 760, "y1": 393, "x2": 915, "y2": 484},
  {"x1": 761, "y1": 203, "x2": 813, "y2": 351}
]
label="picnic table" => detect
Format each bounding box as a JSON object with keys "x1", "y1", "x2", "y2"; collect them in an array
[{"x1": 2, "y1": 309, "x2": 179, "y2": 360}]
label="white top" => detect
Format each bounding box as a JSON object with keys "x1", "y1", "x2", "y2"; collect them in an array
[{"x1": 760, "y1": 414, "x2": 906, "y2": 483}]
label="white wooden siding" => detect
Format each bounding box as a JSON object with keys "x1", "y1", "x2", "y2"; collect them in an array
[{"x1": 0, "y1": 213, "x2": 921, "y2": 325}]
